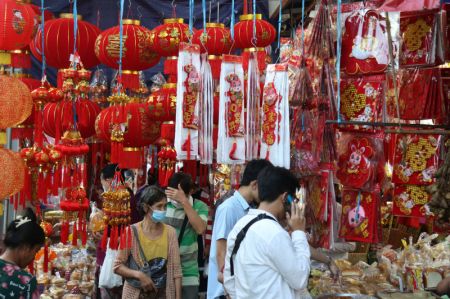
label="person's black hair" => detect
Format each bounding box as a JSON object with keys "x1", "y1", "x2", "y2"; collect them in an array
[
  {"x1": 101, "y1": 164, "x2": 134, "y2": 183},
  {"x1": 168, "y1": 172, "x2": 193, "y2": 195},
  {"x1": 240, "y1": 159, "x2": 273, "y2": 186},
  {"x1": 257, "y1": 166, "x2": 299, "y2": 203},
  {"x1": 147, "y1": 169, "x2": 157, "y2": 186},
  {"x1": 138, "y1": 186, "x2": 167, "y2": 216},
  {"x1": 3, "y1": 208, "x2": 45, "y2": 249}
]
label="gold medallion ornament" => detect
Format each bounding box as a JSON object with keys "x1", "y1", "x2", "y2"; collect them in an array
[{"x1": 341, "y1": 83, "x2": 366, "y2": 118}]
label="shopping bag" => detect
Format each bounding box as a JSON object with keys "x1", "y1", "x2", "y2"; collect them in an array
[{"x1": 99, "y1": 244, "x2": 123, "y2": 289}]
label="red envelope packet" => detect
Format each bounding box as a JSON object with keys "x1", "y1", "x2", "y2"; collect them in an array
[
  {"x1": 392, "y1": 134, "x2": 440, "y2": 185},
  {"x1": 393, "y1": 185, "x2": 431, "y2": 217}
]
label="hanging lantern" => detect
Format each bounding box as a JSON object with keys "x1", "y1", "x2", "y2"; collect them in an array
[
  {"x1": 233, "y1": 14, "x2": 276, "y2": 49},
  {"x1": 156, "y1": 121, "x2": 175, "y2": 146},
  {"x1": 94, "y1": 19, "x2": 160, "y2": 90},
  {"x1": 192, "y1": 23, "x2": 232, "y2": 79},
  {"x1": 0, "y1": 148, "x2": 25, "y2": 199},
  {"x1": 0, "y1": 75, "x2": 33, "y2": 129},
  {"x1": 147, "y1": 83, "x2": 177, "y2": 122},
  {"x1": 0, "y1": 0, "x2": 36, "y2": 65},
  {"x1": 149, "y1": 18, "x2": 193, "y2": 76},
  {"x1": 30, "y1": 13, "x2": 100, "y2": 69},
  {"x1": 42, "y1": 99, "x2": 101, "y2": 139},
  {"x1": 95, "y1": 107, "x2": 114, "y2": 143}
]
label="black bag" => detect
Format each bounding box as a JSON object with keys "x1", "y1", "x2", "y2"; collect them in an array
[{"x1": 126, "y1": 225, "x2": 167, "y2": 289}]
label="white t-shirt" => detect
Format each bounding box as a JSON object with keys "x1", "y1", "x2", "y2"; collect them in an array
[{"x1": 223, "y1": 209, "x2": 311, "y2": 299}]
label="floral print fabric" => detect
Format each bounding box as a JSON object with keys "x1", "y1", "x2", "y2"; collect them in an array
[{"x1": 0, "y1": 259, "x2": 38, "y2": 299}]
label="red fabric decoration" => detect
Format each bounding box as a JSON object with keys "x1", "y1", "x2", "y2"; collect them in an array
[
  {"x1": 150, "y1": 18, "x2": 192, "y2": 57},
  {"x1": 147, "y1": 83, "x2": 177, "y2": 122},
  {"x1": 341, "y1": 10, "x2": 389, "y2": 75},
  {"x1": 192, "y1": 23, "x2": 232, "y2": 55},
  {"x1": 233, "y1": 14, "x2": 276, "y2": 49},
  {"x1": 393, "y1": 185, "x2": 431, "y2": 218},
  {"x1": 30, "y1": 14, "x2": 100, "y2": 69}
]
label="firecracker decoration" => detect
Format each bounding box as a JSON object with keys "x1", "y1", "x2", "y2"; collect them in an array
[
  {"x1": 337, "y1": 137, "x2": 374, "y2": 189},
  {"x1": 30, "y1": 13, "x2": 100, "y2": 69},
  {"x1": 39, "y1": 221, "x2": 53, "y2": 272},
  {"x1": 426, "y1": 140, "x2": 450, "y2": 228},
  {"x1": 157, "y1": 146, "x2": 177, "y2": 187},
  {"x1": 341, "y1": 10, "x2": 389, "y2": 75},
  {"x1": 217, "y1": 55, "x2": 245, "y2": 164},
  {"x1": 339, "y1": 189, "x2": 380, "y2": 243},
  {"x1": 0, "y1": 148, "x2": 25, "y2": 201},
  {"x1": 393, "y1": 185, "x2": 431, "y2": 218},
  {"x1": 192, "y1": 23, "x2": 232, "y2": 80},
  {"x1": 174, "y1": 43, "x2": 201, "y2": 161},
  {"x1": 100, "y1": 171, "x2": 132, "y2": 251},
  {"x1": 339, "y1": 75, "x2": 384, "y2": 130},
  {"x1": 59, "y1": 187, "x2": 89, "y2": 246},
  {"x1": 149, "y1": 18, "x2": 193, "y2": 77},
  {"x1": 393, "y1": 134, "x2": 440, "y2": 185},
  {"x1": 400, "y1": 10, "x2": 443, "y2": 67},
  {"x1": 94, "y1": 19, "x2": 160, "y2": 90},
  {"x1": 306, "y1": 0, "x2": 335, "y2": 60},
  {"x1": 0, "y1": 0, "x2": 36, "y2": 65},
  {"x1": 260, "y1": 64, "x2": 290, "y2": 168}
]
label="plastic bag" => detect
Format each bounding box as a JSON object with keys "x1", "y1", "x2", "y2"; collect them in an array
[{"x1": 99, "y1": 243, "x2": 123, "y2": 289}]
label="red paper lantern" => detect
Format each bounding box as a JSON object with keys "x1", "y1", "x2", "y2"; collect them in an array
[
  {"x1": 0, "y1": 148, "x2": 25, "y2": 199},
  {"x1": 0, "y1": 0, "x2": 36, "y2": 64},
  {"x1": 147, "y1": 83, "x2": 177, "y2": 122},
  {"x1": 43, "y1": 99, "x2": 101, "y2": 139},
  {"x1": 193, "y1": 23, "x2": 232, "y2": 55},
  {"x1": 233, "y1": 14, "x2": 276, "y2": 49},
  {"x1": 156, "y1": 121, "x2": 175, "y2": 146},
  {"x1": 94, "y1": 19, "x2": 160, "y2": 89},
  {"x1": 0, "y1": 75, "x2": 33, "y2": 129},
  {"x1": 12, "y1": 76, "x2": 41, "y2": 138},
  {"x1": 30, "y1": 14, "x2": 100, "y2": 69},
  {"x1": 95, "y1": 107, "x2": 114, "y2": 143}
]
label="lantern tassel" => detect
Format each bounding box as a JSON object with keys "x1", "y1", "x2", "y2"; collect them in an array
[
  {"x1": 52, "y1": 165, "x2": 60, "y2": 196},
  {"x1": 37, "y1": 171, "x2": 47, "y2": 203},
  {"x1": 72, "y1": 221, "x2": 78, "y2": 246},
  {"x1": 209, "y1": 57, "x2": 222, "y2": 80},
  {"x1": 43, "y1": 240, "x2": 49, "y2": 273},
  {"x1": 182, "y1": 132, "x2": 191, "y2": 160},
  {"x1": 100, "y1": 226, "x2": 108, "y2": 250},
  {"x1": 81, "y1": 221, "x2": 87, "y2": 246},
  {"x1": 60, "y1": 220, "x2": 69, "y2": 244}
]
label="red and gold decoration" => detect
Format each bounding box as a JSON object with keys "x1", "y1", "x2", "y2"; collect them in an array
[
  {"x1": 39, "y1": 220, "x2": 53, "y2": 273},
  {"x1": 149, "y1": 18, "x2": 192, "y2": 77},
  {"x1": 94, "y1": 19, "x2": 160, "y2": 90},
  {"x1": 100, "y1": 171, "x2": 132, "y2": 251},
  {"x1": 0, "y1": 148, "x2": 25, "y2": 201},
  {"x1": 0, "y1": 75, "x2": 33, "y2": 130},
  {"x1": 147, "y1": 83, "x2": 177, "y2": 122},
  {"x1": 233, "y1": 14, "x2": 276, "y2": 49},
  {"x1": 30, "y1": 14, "x2": 101, "y2": 69},
  {"x1": 217, "y1": 55, "x2": 245, "y2": 163},
  {"x1": 174, "y1": 43, "x2": 200, "y2": 160},
  {"x1": 341, "y1": 10, "x2": 389, "y2": 75},
  {"x1": 0, "y1": 0, "x2": 36, "y2": 65},
  {"x1": 393, "y1": 185, "x2": 431, "y2": 218},
  {"x1": 157, "y1": 146, "x2": 177, "y2": 187},
  {"x1": 192, "y1": 23, "x2": 231, "y2": 79},
  {"x1": 59, "y1": 187, "x2": 89, "y2": 246}
]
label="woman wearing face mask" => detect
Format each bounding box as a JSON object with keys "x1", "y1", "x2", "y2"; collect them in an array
[
  {"x1": 0, "y1": 208, "x2": 45, "y2": 299},
  {"x1": 114, "y1": 186, "x2": 182, "y2": 299}
]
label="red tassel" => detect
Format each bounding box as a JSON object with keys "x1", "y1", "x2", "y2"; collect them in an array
[
  {"x1": 37, "y1": 171, "x2": 47, "y2": 204},
  {"x1": 209, "y1": 58, "x2": 222, "y2": 80},
  {"x1": 23, "y1": 169, "x2": 31, "y2": 202},
  {"x1": 34, "y1": 109, "x2": 44, "y2": 148},
  {"x1": 120, "y1": 226, "x2": 126, "y2": 250},
  {"x1": 46, "y1": 171, "x2": 52, "y2": 193},
  {"x1": 43, "y1": 242, "x2": 49, "y2": 273},
  {"x1": 81, "y1": 221, "x2": 87, "y2": 246},
  {"x1": 72, "y1": 222, "x2": 78, "y2": 246},
  {"x1": 127, "y1": 226, "x2": 132, "y2": 249},
  {"x1": 62, "y1": 166, "x2": 71, "y2": 189},
  {"x1": 182, "y1": 132, "x2": 191, "y2": 160},
  {"x1": 52, "y1": 165, "x2": 60, "y2": 196},
  {"x1": 121, "y1": 71, "x2": 140, "y2": 90},
  {"x1": 60, "y1": 221, "x2": 69, "y2": 244},
  {"x1": 164, "y1": 58, "x2": 178, "y2": 76},
  {"x1": 28, "y1": 260, "x2": 34, "y2": 275},
  {"x1": 101, "y1": 226, "x2": 108, "y2": 250},
  {"x1": 62, "y1": 101, "x2": 73, "y2": 130},
  {"x1": 72, "y1": 166, "x2": 79, "y2": 187},
  {"x1": 57, "y1": 70, "x2": 64, "y2": 89}
]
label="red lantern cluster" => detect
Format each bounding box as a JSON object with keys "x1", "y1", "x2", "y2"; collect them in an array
[
  {"x1": 30, "y1": 14, "x2": 101, "y2": 69},
  {"x1": 95, "y1": 19, "x2": 160, "y2": 90}
]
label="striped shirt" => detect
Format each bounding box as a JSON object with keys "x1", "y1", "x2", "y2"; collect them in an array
[{"x1": 164, "y1": 197, "x2": 209, "y2": 286}]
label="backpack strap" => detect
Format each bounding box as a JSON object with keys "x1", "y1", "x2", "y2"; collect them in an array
[
  {"x1": 230, "y1": 213, "x2": 276, "y2": 276},
  {"x1": 131, "y1": 224, "x2": 149, "y2": 266},
  {"x1": 178, "y1": 197, "x2": 195, "y2": 246}
]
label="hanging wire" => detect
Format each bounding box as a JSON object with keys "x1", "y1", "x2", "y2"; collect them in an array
[
  {"x1": 73, "y1": 0, "x2": 78, "y2": 61},
  {"x1": 230, "y1": 0, "x2": 235, "y2": 39},
  {"x1": 276, "y1": 0, "x2": 282, "y2": 51},
  {"x1": 118, "y1": 0, "x2": 125, "y2": 93},
  {"x1": 202, "y1": 0, "x2": 206, "y2": 30},
  {"x1": 336, "y1": 0, "x2": 342, "y2": 123},
  {"x1": 40, "y1": 0, "x2": 46, "y2": 79}
]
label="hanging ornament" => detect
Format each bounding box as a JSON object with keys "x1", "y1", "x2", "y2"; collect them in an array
[
  {"x1": 0, "y1": 0, "x2": 36, "y2": 65},
  {"x1": 94, "y1": 20, "x2": 160, "y2": 90},
  {"x1": 233, "y1": 14, "x2": 276, "y2": 49},
  {"x1": 174, "y1": 43, "x2": 201, "y2": 161},
  {"x1": 59, "y1": 187, "x2": 89, "y2": 246},
  {"x1": 0, "y1": 75, "x2": 33, "y2": 130},
  {"x1": 157, "y1": 146, "x2": 177, "y2": 187},
  {"x1": 259, "y1": 64, "x2": 290, "y2": 168},
  {"x1": 149, "y1": 18, "x2": 193, "y2": 77},
  {"x1": 146, "y1": 83, "x2": 177, "y2": 122},
  {"x1": 30, "y1": 14, "x2": 101, "y2": 69},
  {"x1": 217, "y1": 55, "x2": 245, "y2": 164},
  {"x1": 245, "y1": 50, "x2": 261, "y2": 161},
  {"x1": 198, "y1": 54, "x2": 214, "y2": 164},
  {"x1": 0, "y1": 148, "x2": 25, "y2": 201}
]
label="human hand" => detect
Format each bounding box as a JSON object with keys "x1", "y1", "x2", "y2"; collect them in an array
[
  {"x1": 218, "y1": 272, "x2": 224, "y2": 284},
  {"x1": 138, "y1": 272, "x2": 156, "y2": 292},
  {"x1": 165, "y1": 185, "x2": 189, "y2": 206},
  {"x1": 286, "y1": 201, "x2": 305, "y2": 232}
]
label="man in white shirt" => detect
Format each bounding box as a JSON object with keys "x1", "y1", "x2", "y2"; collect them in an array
[{"x1": 223, "y1": 166, "x2": 311, "y2": 299}]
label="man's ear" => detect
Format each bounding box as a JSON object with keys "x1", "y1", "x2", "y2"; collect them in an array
[{"x1": 250, "y1": 180, "x2": 258, "y2": 190}]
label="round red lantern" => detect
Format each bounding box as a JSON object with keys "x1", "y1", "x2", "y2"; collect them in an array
[
  {"x1": 156, "y1": 121, "x2": 175, "y2": 146},
  {"x1": 0, "y1": 75, "x2": 33, "y2": 129},
  {"x1": 11, "y1": 75, "x2": 40, "y2": 139},
  {"x1": 233, "y1": 14, "x2": 276, "y2": 49},
  {"x1": 0, "y1": 0, "x2": 36, "y2": 64},
  {"x1": 95, "y1": 107, "x2": 114, "y2": 143},
  {"x1": 147, "y1": 83, "x2": 177, "y2": 122},
  {"x1": 30, "y1": 14, "x2": 100, "y2": 69},
  {"x1": 192, "y1": 23, "x2": 232, "y2": 55},
  {"x1": 0, "y1": 148, "x2": 25, "y2": 199},
  {"x1": 43, "y1": 99, "x2": 101, "y2": 139},
  {"x1": 95, "y1": 19, "x2": 159, "y2": 90}
]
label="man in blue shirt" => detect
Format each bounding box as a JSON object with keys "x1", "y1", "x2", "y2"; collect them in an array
[{"x1": 207, "y1": 159, "x2": 272, "y2": 299}]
